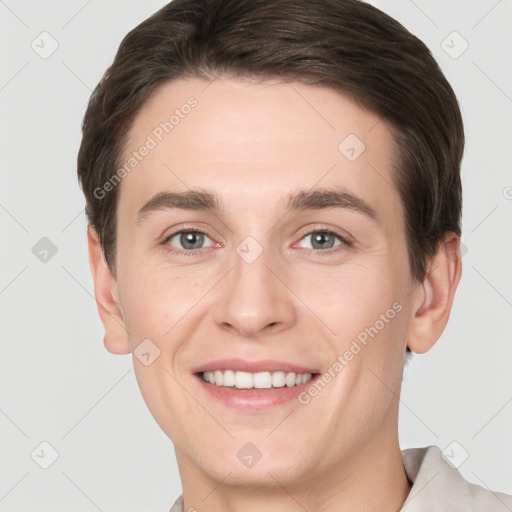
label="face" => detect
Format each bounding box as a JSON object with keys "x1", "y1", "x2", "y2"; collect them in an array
[{"x1": 110, "y1": 77, "x2": 420, "y2": 489}]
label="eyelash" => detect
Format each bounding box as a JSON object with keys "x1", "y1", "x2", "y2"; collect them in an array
[{"x1": 162, "y1": 227, "x2": 352, "y2": 257}]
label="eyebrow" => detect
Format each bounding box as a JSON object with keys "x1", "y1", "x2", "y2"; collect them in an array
[{"x1": 136, "y1": 187, "x2": 379, "y2": 223}]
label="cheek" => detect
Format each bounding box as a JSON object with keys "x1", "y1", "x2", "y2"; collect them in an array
[
  {"x1": 300, "y1": 260, "x2": 408, "y2": 398},
  {"x1": 299, "y1": 260, "x2": 401, "y2": 331},
  {"x1": 117, "y1": 256, "x2": 202, "y2": 339}
]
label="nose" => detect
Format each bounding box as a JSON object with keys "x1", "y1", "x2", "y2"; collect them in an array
[{"x1": 212, "y1": 242, "x2": 296, "y2": 338}]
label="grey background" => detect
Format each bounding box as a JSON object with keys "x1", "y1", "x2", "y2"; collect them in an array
[{"x1": 1, "y1": 0, "x2": 511, "y2": 510}]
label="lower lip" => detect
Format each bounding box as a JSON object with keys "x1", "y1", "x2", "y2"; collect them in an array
[{"x1": 194, "y1": 373, "x2": 320, "y2": 410}]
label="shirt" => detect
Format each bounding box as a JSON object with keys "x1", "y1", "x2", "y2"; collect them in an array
[{"x1": 169, "y1": 445, "x2": 512, "y2": 511}]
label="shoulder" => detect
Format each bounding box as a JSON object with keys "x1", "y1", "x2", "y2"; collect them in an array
[
  {"x1": 169, "y1": 493, "x2": 184, "y2": 512},
  {"x1": 401, "y1": 445, "x2": 512, "y2": 511}
]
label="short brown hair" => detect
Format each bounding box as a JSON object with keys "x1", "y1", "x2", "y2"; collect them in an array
[{"x1": 77, "y1": 0, "x2": 464, "y2": 283}]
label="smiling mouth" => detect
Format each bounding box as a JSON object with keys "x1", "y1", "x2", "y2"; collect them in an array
[{"x1": 197, "y1": 370, "x2": 319, "y2": 389}]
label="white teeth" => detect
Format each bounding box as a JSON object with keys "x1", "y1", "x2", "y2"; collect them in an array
[
  {"x1": 201, "y1": 370, "x2": 313, "y2": 388},
  {"x1": 272, "y1": 371, "x2": 285, "y2": 388},
  {"x1": 285, "y1": 372, "x2": 296, "y2": 387},
  {"x1": 235, "y1": 371, "x2": 253, "y2": 389},
  {"x1": 214, "y1": 370, "x2": 223, "y2": 386},
  {"x1": 253, "y1": 372, "x2": 271, "y2": 389},
  {"x1": 223, "y1": 370, "x2": 235, "y2": 387}
]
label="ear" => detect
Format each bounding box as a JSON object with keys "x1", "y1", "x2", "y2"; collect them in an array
[
  {"x1": 407, "y1": 232, "x2": 462, "y2": 354},
  {"x1": 87, "y1": 225, "x2": 131, "y2": 355}
]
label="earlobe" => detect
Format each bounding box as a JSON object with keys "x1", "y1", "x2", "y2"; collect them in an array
[
  {"x1": 87, "y1": 225, "x2": 131, "y2": 355},
  {"x1": 407, "y1": 233, "x2": 462, "y2": 354}
]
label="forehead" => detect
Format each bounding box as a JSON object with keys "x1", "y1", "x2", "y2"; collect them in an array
[{"x1": 118, "y1": 77, "x2": 402, "y2": 228}]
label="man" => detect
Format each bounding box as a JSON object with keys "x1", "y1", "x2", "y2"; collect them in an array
[{"x1": 77, "y1": 0, "x2": 512, "y2": 510}]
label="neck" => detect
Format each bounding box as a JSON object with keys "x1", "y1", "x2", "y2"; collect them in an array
[{"x1": 176, "y1": 430, "x2": 411, "y2": 512}]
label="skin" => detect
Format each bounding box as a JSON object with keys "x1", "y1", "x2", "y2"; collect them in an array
[{"x1": 88, "y1": 77, "x2": 462, "y2": 512}]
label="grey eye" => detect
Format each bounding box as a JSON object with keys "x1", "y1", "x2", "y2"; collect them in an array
[
  {"x1": 300, "y1": 231, "x2": 342, "y2": 250},
  {"x1": 167, "y1": 231, "x2": 212, "y2": 251}
]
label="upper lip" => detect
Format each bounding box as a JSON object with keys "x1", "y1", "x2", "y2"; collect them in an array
[{"x1": 191, "y1": 358, "x2": 320, "y2": 375}]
